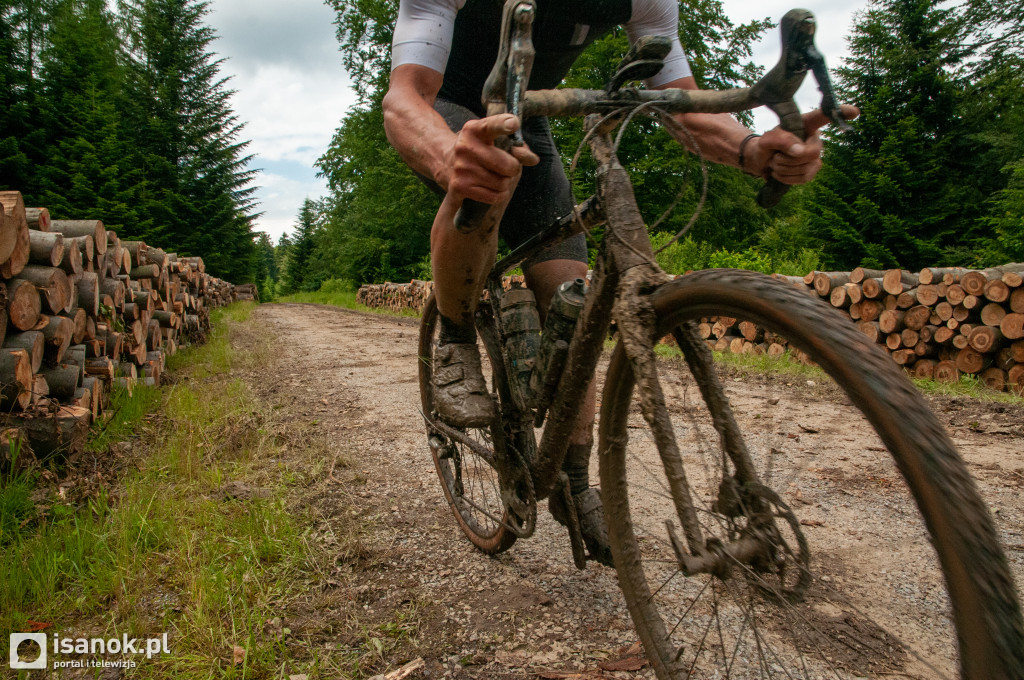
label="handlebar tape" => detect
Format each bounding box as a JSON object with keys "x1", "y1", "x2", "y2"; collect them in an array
[{"x1": 756, "y1": 101, "x2": 807, "y2": 209}]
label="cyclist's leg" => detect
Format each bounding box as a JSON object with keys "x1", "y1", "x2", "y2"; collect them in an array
[
  {"x1": 421, "y1": 100, "x2": 513, "y2": 427},
  {"x1": 507, "y1": 118, "x2": 612, "y2": 566}
]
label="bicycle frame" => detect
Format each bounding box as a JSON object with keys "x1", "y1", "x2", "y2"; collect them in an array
[{"x1": 436, "y1": 2, "x2": 846, "y2": 546}]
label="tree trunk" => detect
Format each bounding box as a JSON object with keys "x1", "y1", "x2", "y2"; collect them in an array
[
  {"x1": 861, "y1": 278, "x2": 884, "y2": 299},
  {"x1": 41, "y1": 363, "x2": 80, "y2": 401},
  {"x1": 945, "y1": 284, "x2": 966, "y2": 305},
  {"x1": 66, "y1": 235, "x2": 94, "y2": 265},
  {"x1": 0, "y1": 348, "x2": 33, "y2": 409},
  {"x1": 4, "y1": 331, "x2": 44, "y2": 373},
  {"x1": 28, "y1": 230, "x2": 64, "y2": 267},
  {"x1": 878, "y1": 310, "x2": 905, "y2": 334},
  {"x1": 968, "y1": 326, "x2": 1003, "y2": 354},
  {"x1": 980, "y1": 368, "x2": 1006, "y2": 392},
  {"x1": 77, "y1": 272, "x2": 99, "y2": 317},
  {"x1": 16, "y1": 265, "x2": 71, "y2": 314},
  {"x1": 51, "y1": 220, "x2": 106, "y2": 254},
  {"x1": 7, "y1": 278, "x2": 41, "y2": 331},
  {"x1": 0, "y1": 190, "x2": 27, "y2": 265},
  {"x1": 1000, "y1": 313, "x2": 1024, "y2": 340},
  {"x1": 912, "y1": 359, "x2": 936, "y2": 379},
  {"x1": 59, "y1": 236, "x2": 83, "y2": 279},
  {"x1": 26, "y1": 206, "x2": 50, "y2": 231},
  {"x1": 41, "y1": 315, "x2": 75, "y2": 365},
  {"x1": 84, "y1": 357, "x2": 115, "y2": 382},
  {"x1": 850, "y1": 267, "x2": 884, "y2": 284},
  {"x1": 65, "y1": 308, "x2": 87, "y2": 344},
  {"x1": 883, "y1": 269, "x2": 917, "y2": 295},
  {"x1": 983, "y1": 279, "x2": 1010, "y2": 303},
  {"x1": 1011, "y1": 288, "x2": 1024, "y2": 314},
  {"x1": 955, "y1": 347, "x2": 988, "y2": 374},
  {"x1": 934, "y1": 360, "x2": 960, "y2": 383},
  {"x1": 4, "y1": 406, "x2": 92, "y2": 459}
]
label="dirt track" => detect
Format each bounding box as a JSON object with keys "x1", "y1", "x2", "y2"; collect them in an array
[{"x1": 247, "y1": 302, "x2": 1024, "y2": 679}]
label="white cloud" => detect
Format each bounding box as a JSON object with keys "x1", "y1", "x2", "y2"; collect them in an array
[
  {"x1": 206, "y1": 0, "x2": 355, "y2": 241},
  {"x1": 253, "y1": 172, "x2": 329, "y2": 243}
]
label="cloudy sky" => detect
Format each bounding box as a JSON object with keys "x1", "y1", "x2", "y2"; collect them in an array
[{"x1": 205, "y1": 0, "x2": 870, "y2": 243}]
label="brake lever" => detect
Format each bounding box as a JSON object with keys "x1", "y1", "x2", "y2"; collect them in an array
[
  {"x1": 806, "y1": 44, "x2": 852, "y2": 132},
  {"x1": 455, "y1": 0, "x2": 536, "y2": 233}
]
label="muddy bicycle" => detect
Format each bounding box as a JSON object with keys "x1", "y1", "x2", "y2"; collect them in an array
[{"x1": 417, "y1": 4, "x2": 1024, "y2": 678}]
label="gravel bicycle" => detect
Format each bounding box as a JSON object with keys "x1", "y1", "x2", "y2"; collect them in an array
[{"x1": 417, "y1": 4, "x2": 1024, "y2": 678}]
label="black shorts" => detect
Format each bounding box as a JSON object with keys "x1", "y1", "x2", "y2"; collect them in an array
[{"x1": 419, "y1": 98, "x2": 589, "y2": 269}]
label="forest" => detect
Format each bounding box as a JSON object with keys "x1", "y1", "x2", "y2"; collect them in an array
[
  {"x1": 270, "y1": 0, "x2": 1024, "y2": 298},
  {"x1": 3, "y1": 0, "x2": 1023, "y2": 296},
  {"x1": 0, "y1": 0, "x2": 257, "y2": 283}
]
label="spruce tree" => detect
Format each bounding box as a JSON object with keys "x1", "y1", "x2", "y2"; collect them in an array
[
  {"x1": 0, "y1": 0, "x2": 56, "y2": 193},
  {"x1": 33, "y1": 0, "x2": 142, "y2": 225},
  {"x1": 804, "y1": 0, "x2": 1016, "y2": 269},
  {"x1": 117, "y1": 0, "x2": 257, "y2": 281},
  {"x1": 281, "y1": 199, "x2": 319, "y2": 294}
]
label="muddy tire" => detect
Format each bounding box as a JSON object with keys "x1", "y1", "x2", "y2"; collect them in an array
[
  {"x1": 419, "y1": 294, "x2": 517, "y2": 554},
  {"x1": 599, "y1": 269, "x2": 1024, "y2": 680}
]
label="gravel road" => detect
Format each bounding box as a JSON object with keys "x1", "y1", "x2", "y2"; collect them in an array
[{"x1": 249, "y1": 302, "x2": 1024, "y2": 680}]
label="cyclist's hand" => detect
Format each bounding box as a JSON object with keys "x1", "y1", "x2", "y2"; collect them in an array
[
  {"x1": 441, "y1": 114, "x2": 540, "y2": 205},
  {"x1": 749, "y1": 104, "x2": 859, "y2": 184}
]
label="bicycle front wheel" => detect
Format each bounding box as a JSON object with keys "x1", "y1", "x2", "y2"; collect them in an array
[
  {"x1": 599, "y1": 269, "x2": 1024, "y2": 680},
  {"x1": 419, "y1": 294, "x2": 517, "y2": 554}
]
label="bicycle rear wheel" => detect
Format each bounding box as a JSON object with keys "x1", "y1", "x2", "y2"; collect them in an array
[
  {"x1": 599, "y1": 269, "x2": 1024, "y2": 680},
  {"x1": 419, "y1": 294, "x2": 517, "y2": 554}
]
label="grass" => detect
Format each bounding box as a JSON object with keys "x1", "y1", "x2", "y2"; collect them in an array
[{"x1": 0, "y1": 301, "x2": 356, "y2": 678}]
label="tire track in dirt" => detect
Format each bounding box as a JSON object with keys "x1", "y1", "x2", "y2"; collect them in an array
[{"x1": 246, "y1": 302, "x2": 1024, "y2": 680}]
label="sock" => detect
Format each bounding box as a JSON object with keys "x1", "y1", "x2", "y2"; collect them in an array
[
  {"x1": 439, "y1": 314, "x2": 476, "y2": 346},
  {"x1": 562, "y1": 443, "x2": 593, "y2": 496}
]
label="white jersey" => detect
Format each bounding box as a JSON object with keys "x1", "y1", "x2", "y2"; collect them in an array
[{"x1": 392, "y1": 0, "x2": 692, "y2": 89}]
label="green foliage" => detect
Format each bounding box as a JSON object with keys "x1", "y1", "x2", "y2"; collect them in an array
[
  {"x1": 803, "y1": 0, "x2": 1024, "y2": 270},
  {"x1": 314, "y1": 105, "x2": 437, "y2": 284},
  {"x1": 650, "y1": 230, "x2": 819, "y2": 276},
  {"x1": 980, "y1": 160, "x2": 1024, "y2": 264},
  {"x1": 278, "y1": 198, "x2": 320, "y2": 294},
  {"x1": 1, "y1": 0, "x2": 259, "y2": 284}
]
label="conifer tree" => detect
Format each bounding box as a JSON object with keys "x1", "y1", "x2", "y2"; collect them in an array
[
  {"x1": 33, "y1": 0, "x2": 142, "y2": 226},
  {"x1": 803, "y1": 0, "x2": 998, "y2": 269},
  {"x1": 281, "y1": 199, "x2": 319, "y2": 294},
  {"x1": 117, "y1": 0, "x2": 257, "y2": 281}
]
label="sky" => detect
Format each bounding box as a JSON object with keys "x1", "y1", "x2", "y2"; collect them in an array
[{"x1": 205, "y1": 0, "x2": 871, "y2": 243}]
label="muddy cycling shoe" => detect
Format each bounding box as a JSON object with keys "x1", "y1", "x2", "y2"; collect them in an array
[
  {"x1": 433, "y1": 343, "x2": 495, "y2": 429},
  {"x1": 550, "y1": 488, "x2": 615, "y2": 568}
]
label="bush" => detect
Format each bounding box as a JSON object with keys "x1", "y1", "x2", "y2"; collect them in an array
[
  {"x1": 649, "y1": 232, "x2": 820, "y2": 277},
  {"x1": 318, "y1": 278, "x2": 356, "y2": 294}
]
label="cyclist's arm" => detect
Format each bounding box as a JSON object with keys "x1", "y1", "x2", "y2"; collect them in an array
[
  {"x1": 382, "y1": 65, "x2": 454, "y2": 188},
  {"x1": 655, "y1": 76, "x2": 857, "y2": 185}
]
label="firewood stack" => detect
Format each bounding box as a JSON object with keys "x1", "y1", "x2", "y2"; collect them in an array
[
  {"x1": 693, "y1": 265, "x2": 1024, "y2": 395},
  {"x1": 0, "y1": 190, "x2": 246, "y2": 458},
  {"x1": 357, "y1": 263, "x2": 1024, "y2": 395}
]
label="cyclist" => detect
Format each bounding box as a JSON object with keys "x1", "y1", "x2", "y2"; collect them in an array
[{"x1": 383, "y1": 0, "x2": 853, "y2": 566}]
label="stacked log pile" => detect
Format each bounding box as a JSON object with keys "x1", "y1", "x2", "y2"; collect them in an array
[
  {"x1": 356, "y1": 276, "x2": 529, "y2": 314},
  {"x1": 357, "y1": 263, "x2": 1024, "y2": 395},
  {"x1": 0, "y1": 191, "x2": 245, "y2": 458}
]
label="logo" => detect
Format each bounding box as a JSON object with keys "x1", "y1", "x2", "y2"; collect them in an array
[{"x1": 10, "y1": 633, "x2": 47, "y2": 669}]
